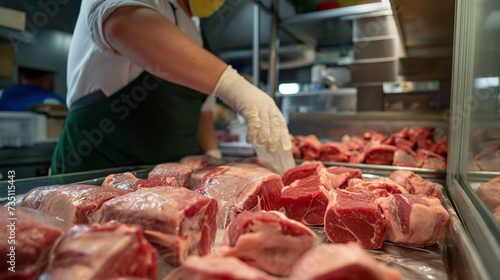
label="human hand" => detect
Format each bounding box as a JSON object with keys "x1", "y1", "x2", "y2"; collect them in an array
[{"x1": 212, "y1": 66, "x2": 292, "y2": 153}]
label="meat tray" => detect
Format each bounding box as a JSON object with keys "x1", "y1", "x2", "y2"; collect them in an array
[{"x1": 0, "y1": 164, "x2": 486, "y2": 280}]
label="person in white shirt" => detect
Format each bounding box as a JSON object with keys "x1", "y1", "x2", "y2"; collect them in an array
[{"x1": 51, "y1": 0, "x2": 291, "y2": 174}]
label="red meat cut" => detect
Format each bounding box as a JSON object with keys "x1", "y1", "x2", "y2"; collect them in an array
[
  {"x1": 182, "y1": 256, "x2": 276, "y2": 280},
  {"x1": 217, "y1": 210, "x2": 316, "y2": 275},
  {"x1": 41, "y1": 222, "x2": 157, "y2": 280},
  {"x1": 93, "y1": 186, "x2": 219, "y2": 265},
  {"x1": 347, "y1": 178, "x2": 408, "y2": 195},
  {"x1": 20, "y1": 184, "x2": 128, "y2": 228},
  {"x1": 197, "y1": 165, "x2": 283, "y2": 228},
  {"x1": 281, "y1": 172, "x2": 337, "y2": 226},
  {"x1": 318, "y1": 142, "x2": 350, "y2": 162},
  {"x1": 324, "y1": 189, "x2": 385, "y2": 249},
  {"x1": 417, "y1": 149, "x2": 447, "y2": 170},
  {"x1": 149, "y1": 163, "x2": 195, "y2": 188},
  {"x1": 325, "y1": 166, "x2": 363, "y2": 189},
  {"x1": 376, "y1": 194, "x2": 449, "y2": 247},
  {"x1": 364, "y1": 145, "x2": 397, "y2": 165},
  {"x1": 102, "y1": 172, "x2": 139, "y2": 191},
  {"x1": 288, "y1": 243, "x2": 401, "y2": 280},
  {"x1": 392, "y1": 149, "x2": 423, "y2": 168},
  {"x1": 281, "y1": 161, "x2": 325, "y2": 186},
  {"x1": 0, "y1": 207, "x2": 63, "y2": 280},
  {"x1": 136, "y1": 176, "x2": 179, "y2": 189},
  {"x1": 389, "y1": 170, "x2": 437, "y2": 196},
  {"x1": 300, "y1": 135, "x2": 322, "y2": 160}
]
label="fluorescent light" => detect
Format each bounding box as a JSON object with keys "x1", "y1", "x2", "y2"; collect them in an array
[
  {"x1": 475, "y1": 77, "x2": 500, "y2": 89},
  {"x1": 279, "y1": 83, "x2": 300, "y2": 95}
]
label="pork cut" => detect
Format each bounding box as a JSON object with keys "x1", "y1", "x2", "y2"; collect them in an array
[
  {"x1": 41, "y1": 222, "x2": 157, "y2": 280},
  {"x1": 20, "y1": 184, "x2": 128, "y2": 228},
  {"x1": 324, "y1": 189, "x2": 385, "y2": 249},
  {"x1": 300, "y1": 135, "x2": 322, "y2": 160},
  {"x1": 0, "y1": 207, "x2": 63, "y2": 280},
  {"x1": 475, "y1": 176, "x2": 500, "y2": 211},
  {"x1": 182, "y1": 256, "x2": 276, "y2": 280},
  {"x1": 102, "y1": 172, "x2": 139, "y2": 191},
  {"x1": 281, "y1": 161, "x2": 325, "y2": 186},
  {"x1": 389, "y1": 170, "x2": 437, "y2": 196},
  {"x1": 342, "y1": 135, "x2": 366, "y2": 151},
  {"x1": 217, "y1": 210, "x2": 316, "y2": 276},
  {"x1": 197, "y1": 165, "x2": 283, "y2": 229},
  {"x1": 288, "y1": 243, "x2": 401, "y2": 280},
  {"x1": 318, "y1": 142, "x2": 350, "y2": 162},
  {"x1": 392, "y1": 149, "x2": 423, "y2": 168},
  {"x1": 364, "y1": 145, "x2": 397, "y2": 165},
  {"x1": 325, "y1": 166, "x2": 363, "y2": 189},
  {"x1": 376, "y1": 194, "x2": 449, "y2": 247},
  {"x1": 93, "y1": 186, "x2": 219, "y2": 265},
  {"x1": 149, "y1": 163, "x2": 194, "y2": 189},
  {"x1": 281, "y1": 172, "x2": 336, "y2": 226}
]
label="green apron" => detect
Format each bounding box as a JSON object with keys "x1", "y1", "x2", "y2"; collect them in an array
[{"x1": 50, "y1": 71, "x2": 207, "y2": 174}]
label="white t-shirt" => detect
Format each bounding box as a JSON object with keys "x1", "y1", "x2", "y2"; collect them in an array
[{"x1": 66, "y1": 0, "x2": 215, "y2": 111}]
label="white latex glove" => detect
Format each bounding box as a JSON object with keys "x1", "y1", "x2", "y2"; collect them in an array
[
  {"x1": 212, "y1": 66, "x2": 292, "y2": 153},
  {"x1": 205, "y1": 149, "x2": 222, "y2": 159}
]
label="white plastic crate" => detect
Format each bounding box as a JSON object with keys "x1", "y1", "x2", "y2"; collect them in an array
[{"x1": 0, "y1": 111, "x2": 47, "y2": 148}]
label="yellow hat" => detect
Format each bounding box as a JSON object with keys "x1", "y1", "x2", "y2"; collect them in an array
[{"x1": 189, "y1": 0, "x2": 226, "y2": 18}]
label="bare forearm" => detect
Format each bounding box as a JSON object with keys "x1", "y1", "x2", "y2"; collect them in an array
[
  {"x1": 103, "y1": 6, "x2": 227, "y2": 94},
  {"x1": 197, "y1": 111, "x2": 218, "y2": 153}
]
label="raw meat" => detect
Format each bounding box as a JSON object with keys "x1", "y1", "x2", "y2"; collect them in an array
[
  {"x1": 300, "y1": 135, "x2": 322, "y2": 160},
  {"x1": 149, "y1": 163, "x2": 194, "y2": 188},
  {"x1": 217, "y1": 210, "x2": 316, "y2": 275},
  {"x1": 102, "y1": 172, "x2": 139, "y2": 191},
  {"x1": 180, "y1": 155, "x2": 224, "y2": 169},
  {"x1": 182, "y1": 256, "x2": 276, "y2": 280},
  {"x1": 475, "y1": 150, "x2": 500, "y2": 172},
  {"x1": 349, "y1": 150, "x2": 366, "y2": 164},
  {"x1": 467, "y1": 152, "x2": 481, "y2": 171},
  {"x1": 93, "y1": 186, "x2": 219, "y2": 265},
  {"x1": 325, "y1": 166, "x2": 363, "y2": 189},
  {"x1": 281, "y1": 161, "x2": 325, "y2": 186},
  {"x1": 417, "y1": 149, "x2": 447, "y2": 170},
  {"x1": 41, "y1": 222, "x2": 157, "y2": 280},
  {"x1": 289, "y1": 243, "x2": 401, "y2": 280},
  {"x1": 394, "y1": 137, "x2": 416, "y2": 151},
  {"x1": 494, "y1": 206, "x2": 500, "y2": 223},
  {"x1": 376, "y1": 194, "x2": 449, "y2": 247},
  {"x1": 318, "y1": 142, "x2": 350, "y2": 162},
  {"x1": 389, "y1": 170, "x2": 437, "y2": 196},
  {"x1": 324, "y1": 189, "x2": 385, "y2": 249},
  {"x1": 0, "y1": 207, "x2": 63, "y2": 280},
  {"x1": 347, "y1": 178, "x2": 408, "y2": 195},
  {"x1": 408, "y1": 126, "x2": 435, "y2": 143},
  {"x1": 281, "y1": 172, "x2": 337, "y2": 226},
  {"x1": 188, "y1": 166, "x2": 218, "y2": 190},
  {"x1": 342, "y1": 135, "x2": 366, "y2": 151},
  {"x1": 364, "y1": 145, "x2": 397, "y2": 165},
  {"x1": 431, "y1": 135, "x2": 449, "y2": 156},
  {"x1": 475, "y1": 176, "x2": 500, "y2": 211},
  {"x1": 137, "y1": 176, "x2": 179, "y2": 189},
  {"x1": 197, "y1": 165, "x2": 283, "y2": 228},
  {"x1": 392, "y1": 149, "x2": 423, "y2": 168},
  {"x1": 20, "y1": 184, "x2": 127, "y2": 227}
]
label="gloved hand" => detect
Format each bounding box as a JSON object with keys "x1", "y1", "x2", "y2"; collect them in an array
[
  {"x1": 212, "y1": 66, "x2": 292, "y2": 153},
  {"x1": 205, "y1": 149, "x2": 222, "y2": 159}
]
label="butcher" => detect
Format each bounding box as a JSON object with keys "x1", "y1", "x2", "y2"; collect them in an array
[{"x1": 50, "y1": 0, "x2": 291, "y2": 174}]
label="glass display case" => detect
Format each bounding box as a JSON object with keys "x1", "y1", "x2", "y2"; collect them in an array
[{"x1": 447, "y1": 0, "x2": 500, "y2": 278}]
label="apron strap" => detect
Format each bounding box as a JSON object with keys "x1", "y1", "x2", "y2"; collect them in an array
[{"x1": 69, "y1": 90, "x2": 106, "y2": 112}]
